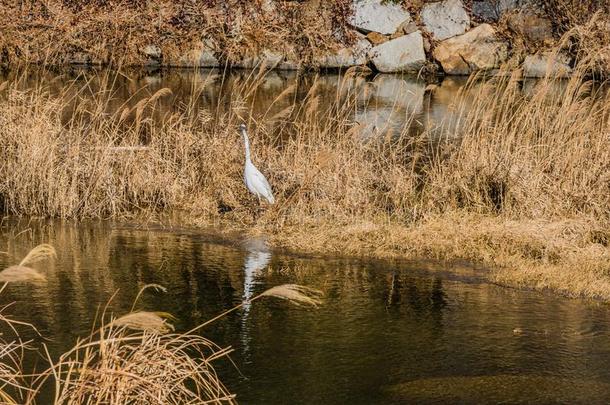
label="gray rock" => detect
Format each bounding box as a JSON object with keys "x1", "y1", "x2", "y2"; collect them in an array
[
  {"x1": 523, "y1": 52, "x2": 572, "y2": 78},
  {"x1": 142, "y1": 45, "x2": 162, "y2": 60},
  {"x1": 433, "y1": 24, "x2": 509, "y2": 75},
  {"x1": 318, "y1": 39, "x2": 371, "y2": 68},
  {"x1": 199, "y1": 40, "x2": 219, "y2": 67},
  {"x1": 400, "y1": 21, "x2": 419, "y2": 35},
  {"x1": 349, "y1": 0, "x2": 411, "y2": 35},
  {"x1": 472, "y1": 0, "x2": 519, "y2": 22},
  {"x1": 507, "y1": 10, "x2": 554, "y2": 44},
  {"x1": 421, "y1": 0, "x2": 470, "y2": 41},
  {"x1": 199, "y1": 49, "x2": 219, "y2": 67},
  {"x1": 369, "y1": 31, "x2": 426, "y2": 73}
]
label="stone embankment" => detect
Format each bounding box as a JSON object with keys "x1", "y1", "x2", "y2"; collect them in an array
[{"x1": 157, "y1": 0, "x2": 583, "y2": 77}]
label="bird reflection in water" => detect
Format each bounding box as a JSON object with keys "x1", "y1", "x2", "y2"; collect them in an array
[{"x1": 240, "y1": 237, "x2": 272, "y2": 357}]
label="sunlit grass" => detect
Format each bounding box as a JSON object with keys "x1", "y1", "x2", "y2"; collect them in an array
[{"x1": 0, "y1": 0, "x2": 353, "y2": 68}]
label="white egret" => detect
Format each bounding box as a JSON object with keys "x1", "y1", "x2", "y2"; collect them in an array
[{"x1": 239, "y1": 123, "x2": 275, "y2": 204}]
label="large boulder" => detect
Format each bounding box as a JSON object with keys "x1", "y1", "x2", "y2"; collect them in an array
[
  {"x1": 421, "y1": 0, "x2": 470, "y2": 40},
  {"x1": 349, "y1": 0, "x2": 412, "y2": 35},
  {"x1": 318, "y1": 39, "x2": 371, "y2": 68},
  {"x1": 433, "y1": 24, "x2": 509, "y2": 75},
  {"x1": 369, "y1": 31, "x2": 426, "y2": 73},
  {"x1": 523, "y1": 52, "x2": 572, "y2": 78}
]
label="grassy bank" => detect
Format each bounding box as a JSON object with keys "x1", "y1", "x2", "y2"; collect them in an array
[{"x1": 0, "y1": 61, "x2": 608, "y2": 299}]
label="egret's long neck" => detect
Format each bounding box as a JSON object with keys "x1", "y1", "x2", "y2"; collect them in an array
[{"x1": 241, "y1": 129, "x2": 252, "y2": 163}]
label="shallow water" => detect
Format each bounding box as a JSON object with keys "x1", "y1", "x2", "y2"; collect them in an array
[
  {"x1": 1, "y1": 220, "x2": 610, "y2": 404},
  {"x1": 0, "y1": 67, "x2": 567, "y2": 144},
  {"x1": 1, "y1": 66, "x2": 564, "y2": 141}
]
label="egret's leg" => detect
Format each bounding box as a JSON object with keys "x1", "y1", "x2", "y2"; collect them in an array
[
  {"x1": 254, "y1": 196, "x2": 263, "y2": 220},
  {"x1": 251, "y1": 196, "x2": 260, "y2": 222}
]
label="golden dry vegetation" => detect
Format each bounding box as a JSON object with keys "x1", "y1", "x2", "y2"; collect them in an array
[
  {"x1": 0, "y1": 55, "x2": 608, "y2": 298},
  {"x1": 0, "y1": 0, "x2": 354, "y2": 67}
]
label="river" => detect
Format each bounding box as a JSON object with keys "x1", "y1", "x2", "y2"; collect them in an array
[{"x1": 1, "y1": 219, "x2": 610, "y2": 404}]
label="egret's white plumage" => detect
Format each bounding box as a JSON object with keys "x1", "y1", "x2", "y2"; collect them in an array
[{"x1": 240, "y1": 124, "x2": 275, "y2": 204}]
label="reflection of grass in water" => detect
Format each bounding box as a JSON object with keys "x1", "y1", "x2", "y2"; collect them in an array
[
  {"x1": 0, "y1": 244, "x2": 56, "y2": 403},
  {"x1": 386, "y1": 375, "x2": 610, "y2": 403},
  {"x1": 0, "y1": 249, "x2": 323, "y2": 404}
]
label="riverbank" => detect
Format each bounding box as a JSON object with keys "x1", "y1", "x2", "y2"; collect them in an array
[
  {"x1": 265, "y1": 213, "x2": 610, "y2": 299},
  {"x1": 0, "y1": 64, "x2": 608, "y2": 300},
  {"x1": 1, "y1": 0, "x2": 609, "y2": 78}
]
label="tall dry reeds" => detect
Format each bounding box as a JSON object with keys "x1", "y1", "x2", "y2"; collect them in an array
[
  {"x1": 0, "y1": 67, "x2": 424, "y2": 224},
  {"x1": 425, "y1": 68, "x2": 609, "y2": 220},
  {"x1": 39, "y1": 319, "x2": 237, "y2": 404}
]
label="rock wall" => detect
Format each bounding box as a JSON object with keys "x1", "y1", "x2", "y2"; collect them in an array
[{"x1": 156, "y1": 0, "x2": 600, "y2": 78}]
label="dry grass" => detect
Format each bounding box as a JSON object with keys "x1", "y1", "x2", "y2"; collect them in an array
[
  {"x1": 260, "y1": 284, "x2": 324, "y2": 307},
  {"x1": 0, "y1": 0, "x2": 353, "y2": 68},
  {"x1": 1, "y1": 0, "x2": 608, "y2": 73},
  {"x1": 41, "y1": 326, "x2": 237, "y2": 404},
  {"x1": 111, "y1": 311, "x2": 176, "y2": 333},
  {"x1": 541, "y1": 0, "x2": 610, "y2": 32},
  {"x1": 0, "y1": 39, "x2": 609, "y2": 299},
  {"x1": 0, "y1": 244, "x2": 56, "y2": 283},
  {"x1": 19, "y1": 244, "x2": 57, "y2": 267}
]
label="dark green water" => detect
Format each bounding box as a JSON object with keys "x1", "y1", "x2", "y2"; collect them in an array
[{"x1": 1, "y1": 220, "x2": 610, "y2": 404}]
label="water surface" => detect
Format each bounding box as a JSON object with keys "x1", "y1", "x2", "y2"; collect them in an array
[
  {"x1": 3, "y1": 67, "x2": 560, "y2": 139},
  {"x1": 1, "y1": 220, "x2": 610, "y2": 404}
]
